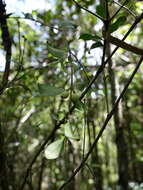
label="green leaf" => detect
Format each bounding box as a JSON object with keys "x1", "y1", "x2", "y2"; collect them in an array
[
  {"x1": 32, "y1": 11, "x2": 38, "y2": 16},
  {"x1": 90, "y1": 41, "x2": 103, "y2": 49},
  {"x1": 96, "y1": 5, "x2": 105, "y2": 18},
  {"x1": 59, "y1": 20, "x2": 77, "y2": 31},
  {"x1": 45, "y1": 139, "x2": 64, "y2": 159},
  {"x1": 38, "y1": 84, "x2": 64, "y2": 96},
  {"x1": 47, "y1": 44, "x2": 68, "y2": 59},
  {"x1": 109, "y1": 16, "x2": 127, "y2": 33},
  {"x1": 79, "y1": 33, "x2": 101, "y2": 41},
  {"x1": 75, "y1": 100, "x2": 85, "y2": 110},
  {"x1": 61, "y1": 91, "x2": 69, "y2": 99},
  {"x1": 64, "y1": 126, "x2": 80, "y2": 140},
  {"x1": 23, "y1": 12, "x2": 33, "y2": 19},
  {"x1": 71, "y1": 94, "x2": 85, "y2": 110}
]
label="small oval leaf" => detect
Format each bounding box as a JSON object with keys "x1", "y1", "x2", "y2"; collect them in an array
[
  {"x1": 45, "y1": 139, "x2": 64, "y2": 159},
  {"x1": 38, "y1": 84, "x2": 64, "y2": 96},
  {"x1": 59, "y1": 20, "x2": 77, "y2": 31},
  {"x1": 47, "y1": 44, "x2": 68, "y2": 59},
  {"x1": 65, "y1": 126, "x2": 80, "y2": 140},
  {"x1": 90, "y1": 41, "x2": 103, "y2": 49},
  {"x1": 79, "y1": 33, "x2": 101, "y2": 41},
  {"x1": 96, "y1": 5, "x2": 105, "y2": 18},
  {"x1": 109, "y1": 16, "x2": 127, "y2": 33}
]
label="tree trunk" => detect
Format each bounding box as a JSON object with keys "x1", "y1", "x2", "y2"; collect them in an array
[
  {"x1": 91, "y1": 121, "x2": 103, "y2": 190},
  {"x1": 64, "y1": 141, "x2": 75, "y2": 190},
  {"x1": 107, "y1": 43, "x2": 129, "y2": 190},
  {"x1": 0, "y1": 123, "x2": 9, "y2": 190}
]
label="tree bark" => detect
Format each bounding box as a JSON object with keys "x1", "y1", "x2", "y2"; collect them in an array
[
  {"x1": 91, "y1": 120, "x2": 103, "y2": 190},
  {"x1": 0, "y1": 123, "x2": 9, "y2": 190},
  {"x1": 107, "y1": 43, "x2": 129, "y2": 190}
]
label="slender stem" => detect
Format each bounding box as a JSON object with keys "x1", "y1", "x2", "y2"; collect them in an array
[
  {"x1": 109, "y1": 0, "x2": 128, "y2": 21},
  {"x1": 113, "y1": 0, "x2": 136, "y2": 18},
  {"x1": 72, "y1": 0, "x2": 105, "y2": 22}
]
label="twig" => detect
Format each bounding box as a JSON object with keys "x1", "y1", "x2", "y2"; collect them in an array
[
  {"x1": 113, "y1": 0, "x2": 136, "y2": 18},
  {"x1": 71, "y1": 0, "x2": 105, "y2": 22},
  {"x1": 104, "y1": 35, "x2": 143, "y2": 55},
  {"x1": 70, "y1": 50, "x2": 91, "y2": 82},
  {"x1": 9, "y1": 16, "x2": 69, "y2": 31},
  {"x1": 110, "y1": 0, "x2": 129, "y2": 21},
  {"x1": 17, "y1": 19, "x2": 22, "y2": 64}
]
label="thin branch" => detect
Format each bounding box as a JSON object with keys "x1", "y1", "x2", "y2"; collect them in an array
[
  {"x1": 71, "y1": 0, "x2": 104, "y2": 22},
  {"x1": 104, "y1": 35, "x2": 143, "y2": 55},
  {"x1": 109, "y1": 0, "x2": 129, "y2": 21},
  {"x1": 10, "y1": 16, "x2": 71, "y2": 31},
  {"x1": 70, "y1": 51, "x2": 91, "y2": 82},
  {"x1": 17, "y1": 19, "x2": 22, "y2": 63},
  {"x1": 113, "y1": 0, "x2": 136, "y2": 18},
  {"x1": 57, "y1": 56, "x2": 143, "y2": 190},
  {"x1": 103, "y1": 0, "x2": 110, "y2": 114},
  {"x1": 85, "y1": 163, "x2": 96, "y2": 178},
  {"x1": 13, "y1": 36, "x2": 27, "y2": 80},
  {"x1": 82, "y1": 101, "x2": 87, "y2": 159},
  {"x1": 105, "y1": 0, "x2": 110, "y2": 21},
  {"x1": 103, "y1": 71, "x2": 110, "y2": 113}
]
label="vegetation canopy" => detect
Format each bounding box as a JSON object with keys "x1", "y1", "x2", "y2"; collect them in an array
[{"x1": 0, "y1": 0, "x2": 143, "y2": 190}]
